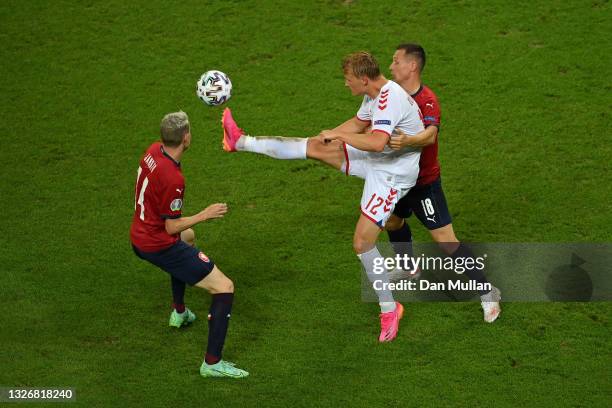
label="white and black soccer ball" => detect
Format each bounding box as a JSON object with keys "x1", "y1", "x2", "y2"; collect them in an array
[{"x1": 196, "y1": 70, "x2": 232, "y2": 106}]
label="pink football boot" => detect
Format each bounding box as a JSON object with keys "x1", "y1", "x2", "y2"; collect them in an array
[
  {"x1": 222, "y1": 108, "x2": 245, "y2": 152},
  {"x1": 379, "y1": 302, "x2": 404, "y2": 342}
]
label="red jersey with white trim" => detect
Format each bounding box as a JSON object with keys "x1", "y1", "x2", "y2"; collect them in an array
[
  {"x1": 130, "y1": 142, "x2": 185, "y2": 252},
  {"x1": 354, "y1": 80, "x2": 424, "y2": 187},
  {"x1": 411, "y1": 85, "x2": 441, "y2": 186}
]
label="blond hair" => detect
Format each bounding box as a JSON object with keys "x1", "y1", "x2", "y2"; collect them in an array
[
  {"x1": 160, "y1": 111, "x2": 190, "y2": 147},
  {"x1": 342, "y1": 51, "x2": 381, "y2": 79}
]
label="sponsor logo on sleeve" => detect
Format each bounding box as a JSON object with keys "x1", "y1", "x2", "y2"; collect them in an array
[
  {"x1": 170, "y1": 198, "x2": 183, "y2": 211},
  {"x1": 424, "y1": 116, "x2": 437, "y2": 122},
  {"x1": 374, "y1": 120, "x2": 391, "y2": 125}
]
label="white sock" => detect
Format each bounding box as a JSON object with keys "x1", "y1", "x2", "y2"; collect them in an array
[
  {"x1": 358, "y1": 246, "x2": 396, "y2": 313},
  {"x1": 379, "y1": 302, "x2": 397, "y2": 313},
  {"x1": 236, "y1": 136, "x2": 307, "y2": 159}
]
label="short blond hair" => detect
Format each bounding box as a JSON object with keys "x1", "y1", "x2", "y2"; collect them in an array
[
  {"x1": 160, "y1": 111, "x2": 190, "y2": 147},
  {"x1": 342, "y1": 51, "x2": 381, "y2": 79}
]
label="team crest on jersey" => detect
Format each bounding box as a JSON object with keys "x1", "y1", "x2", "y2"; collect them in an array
[
  {"x1": 198, "y1": 252, "x2": 210, "y2": 263},
  {"x1": 170, "y1": 198, "x2": 183, "y2": 211}
]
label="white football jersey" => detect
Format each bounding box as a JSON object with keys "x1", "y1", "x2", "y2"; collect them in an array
[{"x1": 355, "y1": 80, "x2": 424, "y2": 187}]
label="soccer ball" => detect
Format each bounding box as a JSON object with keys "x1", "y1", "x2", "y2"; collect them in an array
[{"x1": 196, "y1": 70, "x2": 232, "y2": 106}]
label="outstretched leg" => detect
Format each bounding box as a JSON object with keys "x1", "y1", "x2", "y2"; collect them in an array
[{"x1": 222, "y1": 108, "x2": 344, "y2": 169}]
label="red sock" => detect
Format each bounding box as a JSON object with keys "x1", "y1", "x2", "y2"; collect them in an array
[
  {"x1": 205, "y1": 353, "x2": 220, "y2": 365},
  {"x1": 173, "y1": 303, "x2": 185, "y2": 313}
]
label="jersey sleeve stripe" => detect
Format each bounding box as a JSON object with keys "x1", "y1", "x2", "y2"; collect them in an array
[
  {"x1": 161, "y1": 214, "x2": 181, "y2": 219},
  {"x1": 342, "y1": 142, "x2": 350, "y2": 176},
  {"x1": 372, "y1": 129, "x2": 391, "y2": 137},
  {"x1": 356, "y1": 116, "x2": 371, "y2": 123}
]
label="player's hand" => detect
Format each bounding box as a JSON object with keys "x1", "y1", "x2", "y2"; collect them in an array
[
  {"x1": 318, "y1": 130, "x2": 339, "y2": 144},
  {"x1": 389, "y1": 128, "x2": 409, "y2": 150},
  {"x1": 200, "y1": 203, "x2": 228, "y2": 221}
]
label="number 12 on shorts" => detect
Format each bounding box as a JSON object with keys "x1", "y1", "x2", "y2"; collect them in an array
[{"x1": 365, "y1": 194, "x2": 384, "y2": 215}]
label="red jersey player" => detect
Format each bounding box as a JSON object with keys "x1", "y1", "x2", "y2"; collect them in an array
[
  {"x1": 387, "y1": 44, "x2": 501, "y2": 322},
  {"x1": 130, "y1": 111, "x2": 248, "y2": 378}
]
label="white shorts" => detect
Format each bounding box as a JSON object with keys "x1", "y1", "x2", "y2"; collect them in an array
[{"x1": 341, "y1": 143, "x2": 412, "y2": 228}]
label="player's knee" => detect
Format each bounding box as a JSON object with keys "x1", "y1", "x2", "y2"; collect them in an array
[
  {"x1": 222, "y1": 277, "x2": 234, "y2": 293},
  {"x1": 180, "y1": 228, "x2": 196, "y2": 246},
  {"x1": 306, "y1": 137, "x2": 323, "y2": 159},
  {"x1": 385, "y1": 216, "x2": 404, "y2": 231},
  {"x1": 430, "y1": 225, "x2": 458, "y2": 244},
  {"x1": 353, "y1": 238, "x2": 375, "y2": 255},
  {"x1": 205, "y1": 275, "x2": 234, "y2": 294}
]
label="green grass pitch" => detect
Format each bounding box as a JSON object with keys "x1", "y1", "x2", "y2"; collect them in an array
[{"x1": 1, "y1": 0, "x2": 610, "y2": 406}]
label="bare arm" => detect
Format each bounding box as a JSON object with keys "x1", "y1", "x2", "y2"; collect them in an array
[
  {"x1": 388, "y1": 126, "x2": 438, "y2": 150},
  {"x1": 332, "y1": 116, "x2": 371, "y2": 133},
  {"x1": 165, "y1": 203, "x2": 228, "y2": 235}
]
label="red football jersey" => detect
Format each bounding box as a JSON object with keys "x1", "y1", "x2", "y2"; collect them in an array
[
  {"x1": 130, "y1": 142, "x2": 185, "y2": 252},
  {"x1": 412, "y1": 85, "x2": 441, "y2": 186}
]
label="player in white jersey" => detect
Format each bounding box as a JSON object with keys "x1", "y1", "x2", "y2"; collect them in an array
[
  {"x1": 221, "y1": 52, "x2": 424, "y2": 342},
  {"x1": 343, "y1": 79, "x2": 423, "y2": 219}
]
